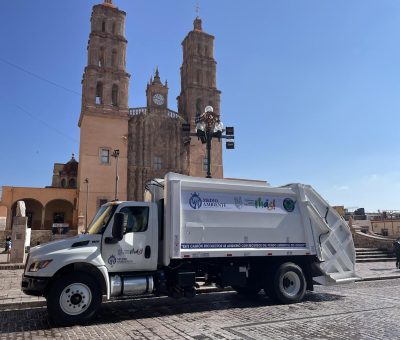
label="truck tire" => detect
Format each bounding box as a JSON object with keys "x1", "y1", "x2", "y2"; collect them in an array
[
  {"x1": 271, "y1": 262, "x2": 306, "y2": 304},
  {"x1": 47, "y1": 271, "x2": 102, "y2": 326}
]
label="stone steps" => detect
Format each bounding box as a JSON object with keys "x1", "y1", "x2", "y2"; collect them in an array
[
  {"x1": 356, "y1": 257, "x2": 396, "y2": 263},
  {"x1": 355, "y1": 247, "x2": 397, "y2": 263}
]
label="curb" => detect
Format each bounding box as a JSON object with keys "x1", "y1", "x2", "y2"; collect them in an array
[
  {"x1": 0, "y1": 301, "x2": 46, "y2": 311},
  {"x1": 1, "y1": 276, "x2": 399, "y2": 311},
  {"x1": 0, "y1": 264, "x2": 25, "y2": 270},
  {"x1": 361, "y1": 275, "x2": 400, "y2": 282}
]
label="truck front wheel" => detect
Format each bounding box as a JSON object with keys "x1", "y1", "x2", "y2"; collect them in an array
[
  {"x1": 47, "y1": 271, "x2": 102, "y2": 326},
  {"x1": 269, "y1": 262, "x2": 306, "y2": 304}
]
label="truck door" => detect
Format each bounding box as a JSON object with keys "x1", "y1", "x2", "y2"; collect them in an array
[{"x1": 102, "y1": 203, "x2": 158, "y2": 272}]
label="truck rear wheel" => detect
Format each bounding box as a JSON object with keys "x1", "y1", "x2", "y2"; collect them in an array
[
  {"x1": 271, "y1": 262, "x2": 306, "y2": 304},
  {"x1": 47, "y1": 271, "x2": 102, "y2": 326}
]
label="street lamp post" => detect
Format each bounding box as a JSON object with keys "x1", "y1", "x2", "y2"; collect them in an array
[
  {"x1": 112, "y1": 149, "x2": 120, "y2": 200},
  {"x1": 182, "y1": 106, "x2": 235, "y2": 179},
  {"x1": 84, "y1": 178, "x2": 89, "y2": 233}
]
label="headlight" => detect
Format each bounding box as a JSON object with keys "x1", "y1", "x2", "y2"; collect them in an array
[{"x1": 28, "y1": 260, "x2": 53, "y2": 272}]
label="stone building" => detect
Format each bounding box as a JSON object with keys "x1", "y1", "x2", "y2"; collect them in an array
[
  {"x1": 0, "y1": 0, "x2": 225, "y2": 240},
  {"x1": 51, "y1": 154, "x2": 78, "y2": 189},
  {"x1": 128, "y1": 69, "x2": 188, "y2": 200},
  {"x1": 76, "y1": 0, "x2": 224, "y2": 222},
  {"x1": 77, "y1": 0, "x2": 130, "y2": 223},
  {"x1": 0, "y1": 155, "x2": 79, "y2": 244},
  {"x1": 177, "y1": 17, "x2": 223, "y2": 178}
]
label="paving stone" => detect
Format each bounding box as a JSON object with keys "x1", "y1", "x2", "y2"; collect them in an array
[{"x1": 0, "y1": 279, "x2": 399, "y2": 339}]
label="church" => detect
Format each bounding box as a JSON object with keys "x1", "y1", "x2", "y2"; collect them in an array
[{"x1": 0, "y1": 0, "x2": 225, "y2": 242}]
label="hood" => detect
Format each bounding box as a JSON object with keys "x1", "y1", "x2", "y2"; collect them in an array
[{"x1": 29, "y1": 234, "x2": 98, "y2": 258}]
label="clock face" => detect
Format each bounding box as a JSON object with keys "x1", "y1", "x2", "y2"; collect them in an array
[{"x1": 153, "y1": 93, "x2": 165, "y2": 106}]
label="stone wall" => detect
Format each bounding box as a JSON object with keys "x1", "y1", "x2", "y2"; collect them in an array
[
  {"x1": 0, "y1": 217, "x2": 6, "y2": 231},
  {"x1": 351, "y1": 228, "x2": 394, "y2": 251}
]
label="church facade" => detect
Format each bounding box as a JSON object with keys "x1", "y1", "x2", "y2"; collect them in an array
[
  {"x1": 0, "y1": 0, "x2": 225, "y2": 239},
  {"x1": 77, "y1": 0, "x2": 224, "y2": 224}
]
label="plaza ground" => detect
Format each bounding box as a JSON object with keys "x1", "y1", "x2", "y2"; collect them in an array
[
  {"x1": 1, "y1": 247, "x2": 400, "y2": 339},
  {"x1": 0, "y1": 277, "x2": 399, "y2": 339}
]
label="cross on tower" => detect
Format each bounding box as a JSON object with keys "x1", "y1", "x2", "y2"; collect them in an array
[{"x1": 195, "y1": 2, "x2": 200, "y2": 18}]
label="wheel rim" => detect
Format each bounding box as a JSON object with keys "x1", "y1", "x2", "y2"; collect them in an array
[
  {"x1": 279, "y1": 271, "x2": 301, "y2": 298},
  {"x1": 59, "y1": 283, "x2": 92, "y2": 316}
]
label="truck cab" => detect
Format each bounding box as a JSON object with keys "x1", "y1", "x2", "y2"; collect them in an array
[{"x1": 22, "y1": 200, "x2": 160, "y2": 325}]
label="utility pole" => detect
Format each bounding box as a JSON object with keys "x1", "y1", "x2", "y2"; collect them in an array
[
  {"x1": 84, "y1": 178, "x2": 89, "y2": 233},
  {"x1": 112, "y1": 149, "x2": 120, "y2": 200}
]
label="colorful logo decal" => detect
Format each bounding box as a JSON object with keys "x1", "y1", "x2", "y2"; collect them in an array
[
  {"x1": 189, "y1": 192, "x2": 203, "y2": 209},
  {"x1": 108, "y1": 254, "x2": 117, "y2": 266},
  {"x1": 283, "y1": 198, "x2": 296, "y2": 212},
  {"x1": 130, "y1": 247, "x2": 144, "y2": 255},
  {"x1": 255, "y1": 198, "x2": 276, "y2": 210}
]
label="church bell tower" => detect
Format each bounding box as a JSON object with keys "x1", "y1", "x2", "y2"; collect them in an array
[
  {"x1": 146, "y1": 68, "x2": 168, "y2": 112},
  {"x1": 77, "y1": 0, "x2": 130, "y2": 229},
  {"x1": 177, "y1": 17, "x2": 223, "y2": 178}
]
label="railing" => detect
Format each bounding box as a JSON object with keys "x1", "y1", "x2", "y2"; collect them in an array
[
  {"x1": 129, "y1": 107, "x2": 147, "y2": 116},
  {"x1": 167, "y1": 109, "x2": 180, "y2": 119},
  {"x1": 129, "y1": 107, "x2": 181, "y2": 119}
]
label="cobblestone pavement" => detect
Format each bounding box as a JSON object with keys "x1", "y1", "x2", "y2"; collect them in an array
[
  {"x1": 1, "y1": 261, "x2": 400, "y2": 310},
  {"x1": 0, "y1": 279, "x2": 400, "y2": 339}
]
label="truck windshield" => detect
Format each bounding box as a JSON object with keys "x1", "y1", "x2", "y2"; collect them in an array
[{"x1": 87, "y1": 204, "x2": 117, "y2": 235}]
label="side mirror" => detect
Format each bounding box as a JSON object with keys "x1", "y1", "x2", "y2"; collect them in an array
[{"x1": 105, "y1": 212, "x2": 125, "y2": 244}]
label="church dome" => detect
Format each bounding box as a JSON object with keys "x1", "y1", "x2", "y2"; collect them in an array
[{"x1": 61, "y1": 154, "x2": 78, "y2": 177}]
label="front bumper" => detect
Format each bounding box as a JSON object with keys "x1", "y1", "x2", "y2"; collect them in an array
[{"x1": 21, "y1": 275, "x2": 50, "y2": 296}]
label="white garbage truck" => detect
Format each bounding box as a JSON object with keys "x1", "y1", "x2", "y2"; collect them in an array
[{"x1": 21, "y1": 173, "x2": 358, "y2": 325}]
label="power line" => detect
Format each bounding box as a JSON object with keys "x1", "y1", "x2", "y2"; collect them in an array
[
  {"x1": 16, "y1": 105, "x2": 79, "y2": 143},
  {"x1": 0, "y1": 57, "x2": 81, "y2": 96}
]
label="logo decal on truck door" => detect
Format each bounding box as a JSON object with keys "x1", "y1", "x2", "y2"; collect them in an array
[
  {"x1": 189, "y1": 192, "x2": 203, "y2": 209},
  {"x1": 108, "y1": 254, "x2": 117, "y2": 266}
]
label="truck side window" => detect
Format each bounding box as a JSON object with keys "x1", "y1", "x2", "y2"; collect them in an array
[{"x1": 119, "y1": 206, "x2": 149, "y2": 233}]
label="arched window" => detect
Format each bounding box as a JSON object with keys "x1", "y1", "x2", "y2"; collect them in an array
[
  {"x1": 205, "y1": 46, "x2": 208, "y2": 57},
  {"x1": 98, "y1": 47, "x2": 105, "y2": 67},
  {"x1": 112, "y1": 84, "x2": 119, "y2": 106},
  {"x1": 102, "y1": 20, "x2": 106, "y2": 32},
  {"x1": 68, "y1": 178, "x2": 76, "y2": 188},
  {"x1": 61, "y1": 179, "x2": 66, "y2": 188},
  {"x1": 197, "y1": 43, "x2": 202, "y2": 56},
  {"x1": 112, "y1": 22, "x2": 116, "y2": 34},
  {"x1": 111, "y1": 49, "x2": 117, "y2": 68},
  {"x1": 96, "y1": 82, "x2": 103, "y2": 105}
]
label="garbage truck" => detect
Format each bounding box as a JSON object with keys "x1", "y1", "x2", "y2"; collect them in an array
[{"x1": 21, "y1": 173, "x2": 358, "y2": 325}]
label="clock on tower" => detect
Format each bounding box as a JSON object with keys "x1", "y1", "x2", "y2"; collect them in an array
[{"x1": 146, "y1": 67, "x2": 168, "y2": 110}]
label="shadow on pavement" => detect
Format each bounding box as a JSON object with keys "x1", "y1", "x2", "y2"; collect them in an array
[{"x1": 0, "y1": 291, "x2": 343, "y2": 333}]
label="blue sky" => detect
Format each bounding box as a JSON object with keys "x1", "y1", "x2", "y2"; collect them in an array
[{"x1": 1, "y1": 0, "x2": 400, "y2": 211}]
